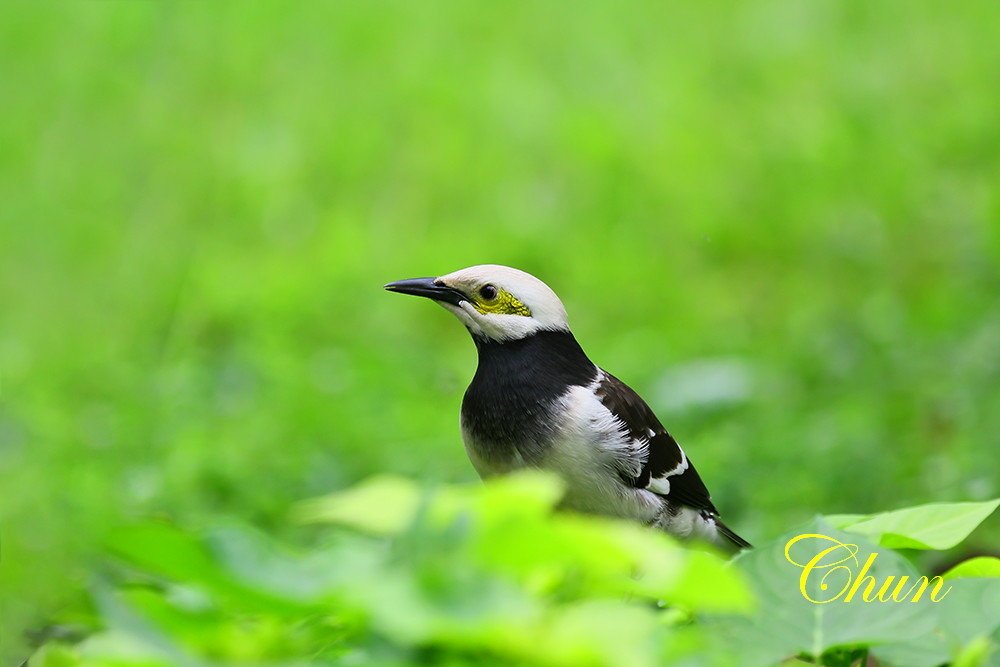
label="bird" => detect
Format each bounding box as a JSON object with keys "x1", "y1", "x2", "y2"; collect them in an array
[{"x1": 385, "y1": 264, "x2": 751, "y2": 552}]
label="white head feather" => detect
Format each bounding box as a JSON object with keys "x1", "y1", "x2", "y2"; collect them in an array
[{"x1": 436, "y1": 264, "x2": 569, "y2": 341}]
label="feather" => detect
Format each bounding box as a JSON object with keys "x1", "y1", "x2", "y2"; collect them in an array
[{"x1": 594, "y1": 370, "x2": 751, "y2": 549}]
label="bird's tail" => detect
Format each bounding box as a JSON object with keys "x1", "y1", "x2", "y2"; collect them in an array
[{"x1": 715, "y1": 518, "x2": 752, "y2": 552}]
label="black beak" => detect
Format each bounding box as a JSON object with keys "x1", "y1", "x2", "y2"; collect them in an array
[{"x1": 384, "y1": 277, "x2": 468, "y2": 307}]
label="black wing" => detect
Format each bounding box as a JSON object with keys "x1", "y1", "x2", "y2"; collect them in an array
[{"x1": 594, "y1": 370, "x2": 718, "y2": 514}]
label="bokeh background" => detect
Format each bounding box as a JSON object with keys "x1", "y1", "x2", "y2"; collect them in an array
[{"x1": 2, "y1": 1, "x2": 998, "y2": 661}]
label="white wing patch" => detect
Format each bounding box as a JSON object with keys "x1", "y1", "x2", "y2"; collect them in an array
[{"x1": 646, "y1": 442, "x2": 690, "y2": 495}]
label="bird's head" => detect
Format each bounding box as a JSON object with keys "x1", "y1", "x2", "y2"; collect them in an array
[{"x1": 385, "y1": 264, "x2": 568, "y2": 342}]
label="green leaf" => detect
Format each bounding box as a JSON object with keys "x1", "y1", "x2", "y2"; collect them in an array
[
  {"x1": 669, "y1": 549, "x2": 754, "y2": 613},
  {"x1": 107, "y1": 523, "x2": 317, "y2": 614},
  {"x1": 456, "y1": 473, "x2": 751, "y2": 613},
  {"x1": 988, "y1": 628, "x2": 1000, "y2": 667},
  {"x1": 934, "y1": 578, "x2": 1000, "y2": 644},
  {"x1": 821, "y1": 514, "x2": 868, "y2": 530},
  {"x1": 835, "y1": 499, "x2": 1000, "y2": 550},
  {"x1": 953, "y1": 635, "x2": 994, "y2": 667},
  {"x1": 27, "y1": 644, "x2": 81, "y2": 667},
  {"x1": 533, "y1": 600, "x2": 664, "y2": 667},
  {"x1": 871, "y1": 577, "x2": 1000, "y2": 667},
  {"x1": 84, "y1": 584, "x2": 199, "y2": 667},
  {"x1": 107, "y1": 522, "x2": 221, "y2": 583},
  {"x1": 293, "y1": 474, "x2": 422, "y2": 534},
  {"x1": 944, "y1": 557, "x2": 1000, "y2": 580},
  {"x1": 712, "y1": 511, "x2": 1000, "y2": 667},
  {"x1": 713, "y1": 520, "x2": 943, "y2": 666}
]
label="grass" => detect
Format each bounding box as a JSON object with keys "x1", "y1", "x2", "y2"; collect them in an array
[{"x1": 1, "y1": 1, "x2": 998, "y2": 663}]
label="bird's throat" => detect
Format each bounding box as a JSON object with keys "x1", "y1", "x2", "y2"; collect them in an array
[{"x1": 461, "y1": 330, "x2": 597, "y2": 465}]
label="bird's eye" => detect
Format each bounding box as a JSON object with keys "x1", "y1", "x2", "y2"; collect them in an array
[{"x1": 479, "y1": 284, "x2": 498, "y2": 300}]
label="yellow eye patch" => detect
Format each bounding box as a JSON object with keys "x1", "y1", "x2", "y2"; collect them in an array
[{"x1": 471, "y1": 288, "x2": 531, "y2": 316}]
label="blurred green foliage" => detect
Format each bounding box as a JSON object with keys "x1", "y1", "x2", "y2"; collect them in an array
[
  {"x1": 22, "y1": 474, "x2": 1000, "y2": 666},
  {"x1": 1, "y1": 0, "x2": 998, "y2": 663}
]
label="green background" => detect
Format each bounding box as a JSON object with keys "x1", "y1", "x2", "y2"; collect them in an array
[{"x1": 2, "y1": 1, "x2": 998, "y2": 662}]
